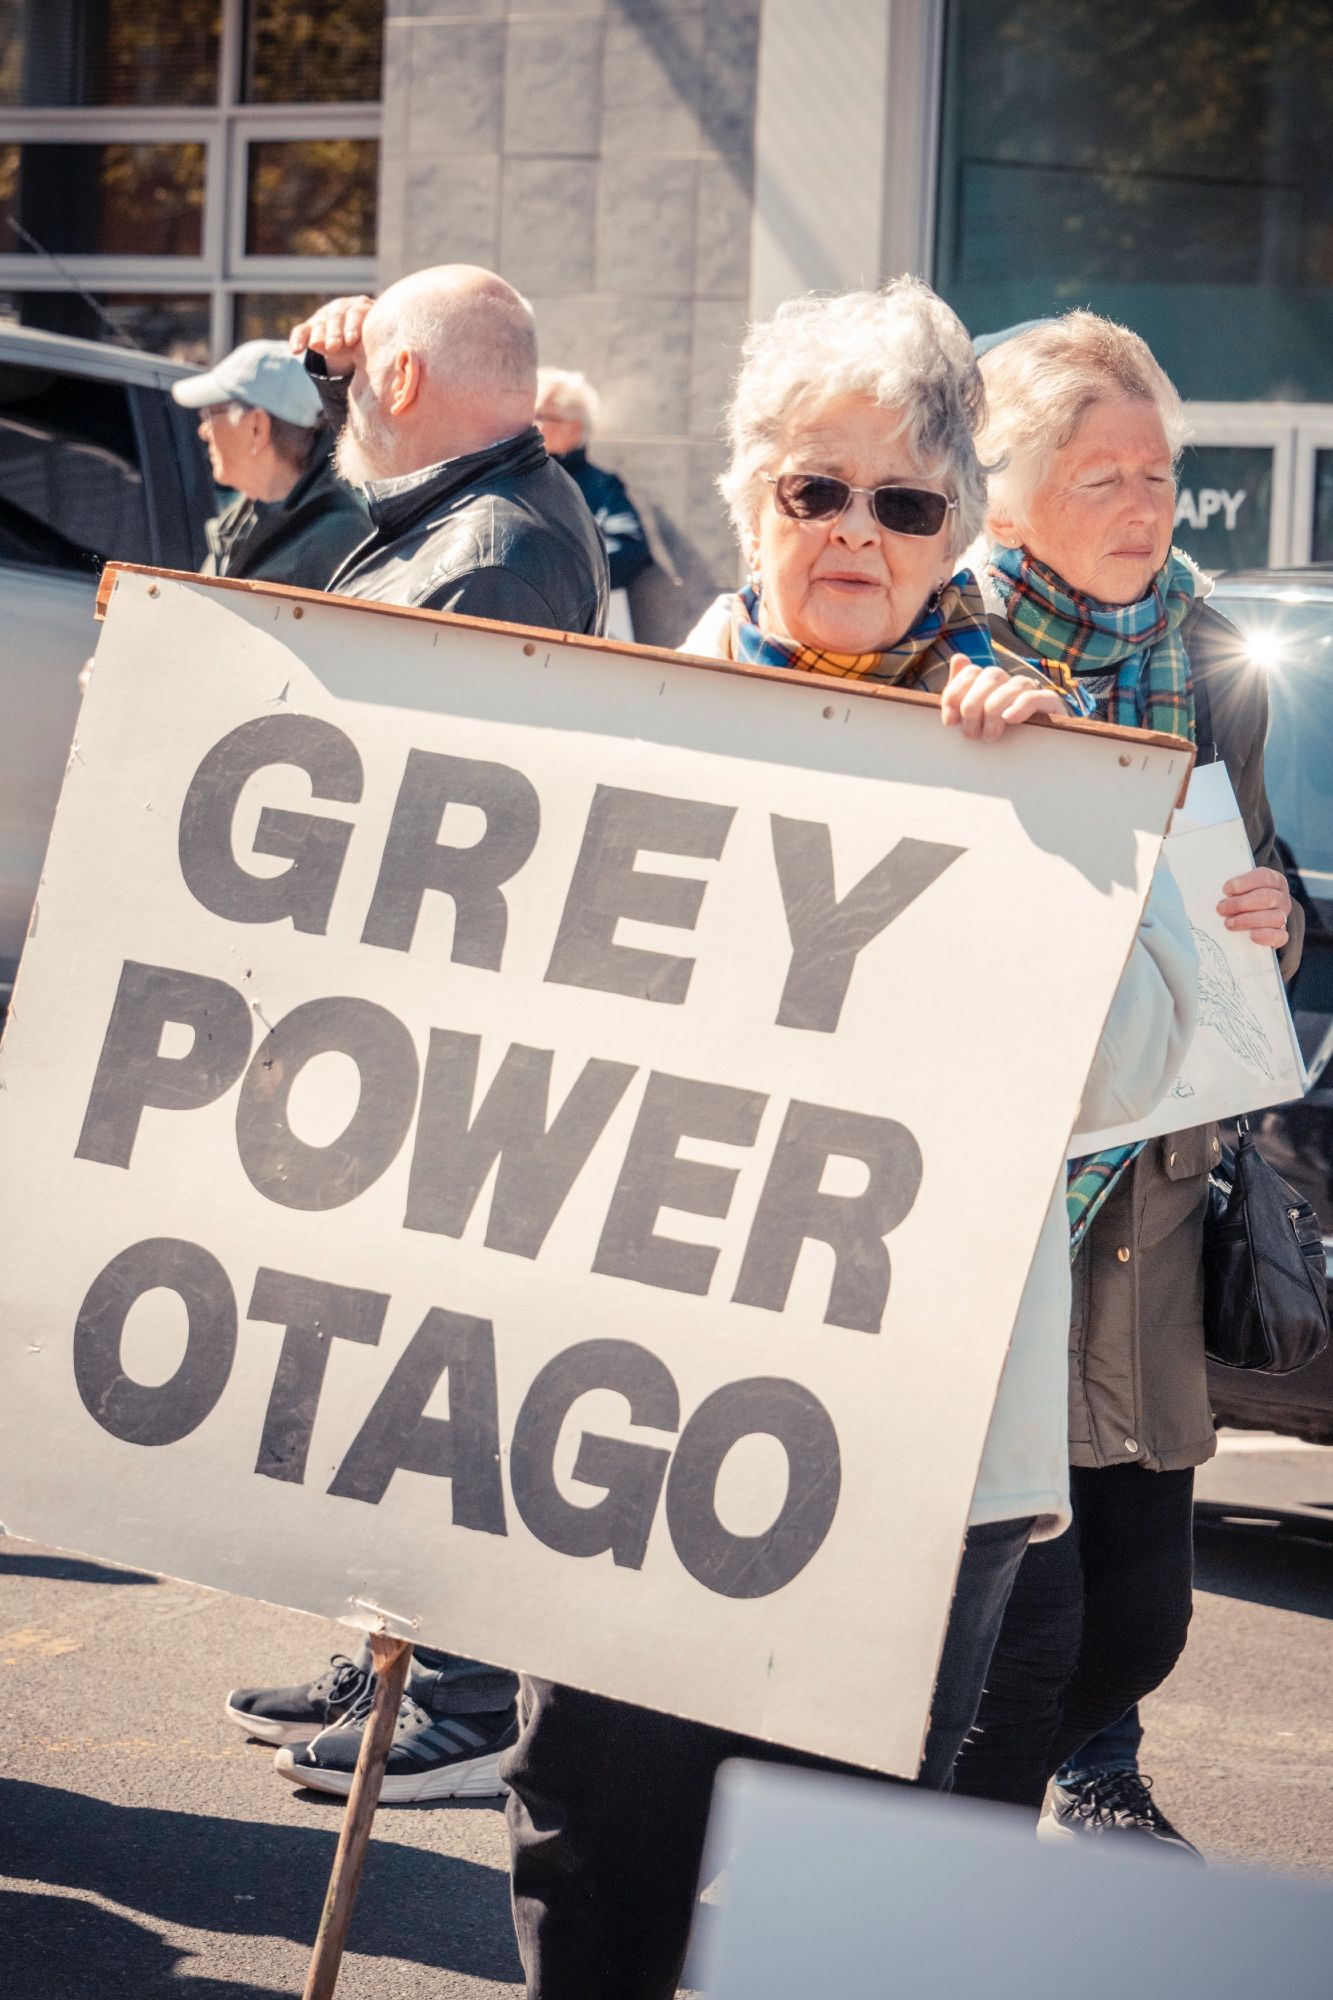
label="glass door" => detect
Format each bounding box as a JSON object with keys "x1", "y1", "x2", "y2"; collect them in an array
[
  {"x1": 1174, "y1": 406, "x2": 1293, "y2": 573},
  {"x1": 1178, "y1": 405, "x2": 1333, "y2": 571}
]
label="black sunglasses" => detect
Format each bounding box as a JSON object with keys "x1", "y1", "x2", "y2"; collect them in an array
[{"x1": 763, "y1": 471, "x2": 957, "y2": 538}]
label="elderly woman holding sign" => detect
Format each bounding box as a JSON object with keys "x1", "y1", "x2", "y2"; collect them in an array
[
  {"x1": 950, "y1": 313, "x2": 1302, "y2": 1844},
  {"x1": 500, "y1": 278, "x2": 1198, "y2": 2000}
]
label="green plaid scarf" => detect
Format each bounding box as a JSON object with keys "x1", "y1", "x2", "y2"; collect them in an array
[
  {"x1": 988, "y1": 544, "x2": 1206, "y2": 1254},
  {"x1": 730, "y1": 571, "x2": 999, "y2": 683},
  {"x1": 989, "y1": 544, "x2": 1204, "y2": 734}
]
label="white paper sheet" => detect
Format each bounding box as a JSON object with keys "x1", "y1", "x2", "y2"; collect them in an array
[{"x1": 1072, "y1": 763, "x2": 1306, "y2": 1154}]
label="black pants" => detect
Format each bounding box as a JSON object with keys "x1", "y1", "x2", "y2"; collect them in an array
[
  {"x1": 502, "y1": 1517, "x2": 1032, "y2": 2000},
  {"x1": 951, "y1": 1463, "x2": 1195, "y2": 1813}
]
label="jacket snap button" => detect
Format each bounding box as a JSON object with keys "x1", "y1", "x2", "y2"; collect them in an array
[
  {"x1": 1125, "y1": 1438, "x2": 1139, "y2": 1453},
  {"x1": 1168, "y1": 1151, "x2": 1177, "y2": 1168},
  {"x1": 1116, "y1": 1246, "x2": 1131, "y2": 1263}
]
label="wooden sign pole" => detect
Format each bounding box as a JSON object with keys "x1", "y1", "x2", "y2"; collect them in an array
[{"x1": 301, "y1": 1631, "x2": 413, "y2": 2000}]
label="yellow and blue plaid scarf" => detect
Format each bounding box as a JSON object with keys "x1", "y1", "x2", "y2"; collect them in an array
[
  {"x1": 731, "y1": 570, "x2": 999, "y2": 683},
  {"x1": 989, "y1": 544, "x2": 1206, "y2": 1253}
]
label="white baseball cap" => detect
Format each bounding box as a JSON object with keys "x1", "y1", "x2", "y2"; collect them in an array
[{"x1": 172, "y1": 339, "x2": 324, "y2": 427}]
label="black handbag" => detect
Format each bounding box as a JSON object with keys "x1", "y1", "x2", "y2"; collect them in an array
[{"x1": 1203, "y1": 1118, "x2": 1330, "y2": 1372}]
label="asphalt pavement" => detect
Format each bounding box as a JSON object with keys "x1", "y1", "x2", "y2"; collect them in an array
[{"x1": 1, "y1": 1435, "x2": 1330, "y2": 1997}]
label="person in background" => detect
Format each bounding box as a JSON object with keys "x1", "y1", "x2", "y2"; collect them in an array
[
  {"x1": 499, "y1": 279, "x2": 1199, "y2": 2000},
  {"x1": 950, "y1": 311, "x2": 1302, "y2": 1855},
  {"x1": 223, "y1": 265, "x2": 608, "y2": 1807},
  {"x1": 171, "y1": 339, "x2": 367, "y2": 588},
  {"x1": 535, "y1": 365, "x2": 652, "y2": 639}
]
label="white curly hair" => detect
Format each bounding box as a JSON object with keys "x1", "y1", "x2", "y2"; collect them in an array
[
  {"x1": 535, "y1": 365, "x2": 600, "y2": 439},
  {"x1": 718, "y1": 277, "x2": 990, "y2": 561}
]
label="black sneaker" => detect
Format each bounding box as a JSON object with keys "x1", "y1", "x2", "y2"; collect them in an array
[
  {"x1": 225, "y1": 1650, "x2": 374, "y2": 1746},
  {"x1": 273, "y1": 1690, "x2": 517, "y2": 1803},
  {"x1": 1041, "y1": 1770, "x2": 1203, "y2": 1859}
]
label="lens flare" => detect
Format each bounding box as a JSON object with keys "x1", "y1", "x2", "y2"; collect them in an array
[{"x1": 1243, "y1": 627, "x2": 1286, "y2": 671}]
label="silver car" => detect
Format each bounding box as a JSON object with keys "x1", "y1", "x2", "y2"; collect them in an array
[
  {"x1": 0, "y1": 321, "x2": 212, "y2": 1001},
  {"x1": 1205, "y1": 568, "x2": 1333, "y2": 1444}
]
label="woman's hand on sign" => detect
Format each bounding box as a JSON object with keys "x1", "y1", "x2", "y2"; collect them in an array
[
  {"x1": 1217, "y1": 866, "x2": 1292, "y2": 949},
  {"x1": 940, "y1": 657, "x2": 1067, "y2": 741},
  {"x1": 289, "y1": 295, "x2": 375, "y2": 376}
]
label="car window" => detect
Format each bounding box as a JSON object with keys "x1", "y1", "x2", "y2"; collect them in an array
[
  {"x1": 1212, "y1": 592, "x2": 1333, "y2": 901},
  {"x1": 0, "y1": 360, "x2": 152, "y2": 572}
]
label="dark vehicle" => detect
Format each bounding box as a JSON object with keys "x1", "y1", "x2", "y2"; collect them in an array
[
  {"x1": 1206, "y1": 570, "x2": 1333, "y2": 1444},
  {"x1": 0, "y1": 321, "x2": 212, "y2": 1003}
]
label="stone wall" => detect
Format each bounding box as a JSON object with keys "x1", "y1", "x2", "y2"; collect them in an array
[{"x1": 377, "y1": 0, "x2": 760, "y2": 644}]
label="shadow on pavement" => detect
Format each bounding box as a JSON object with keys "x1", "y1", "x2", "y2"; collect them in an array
[
  {"x1": 285, "y1": 1783, "x2": 507, "y2": 1816},
  {"x1": 1194, "y1": 1503, "x2": 1333, "y2": 1619},
  {"x1": 0, "y1": 1550, "x2": 160, "y2": 1586},
  {"x1": 0, "y1": 1777, "x2": 522, "y2": 1982},
  {"x1": 0, "y1": 1889, "x2": 291, "y2": 1999}
]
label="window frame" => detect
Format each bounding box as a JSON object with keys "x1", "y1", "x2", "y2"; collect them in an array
[
  {"x1": 1291, "y1": 416, "x2": 1333, "y2": 565},
  {"x1": 0, "y1": 0, "x2": 380, "y2": 358}
]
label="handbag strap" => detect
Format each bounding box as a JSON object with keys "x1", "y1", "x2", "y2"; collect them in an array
[
  {"x1": 1193, "y1": 664, "x2": 1218, "y2": 765},
  {"x1": 1185, "y1": 603, "x2": 1219, "y2": 767}
]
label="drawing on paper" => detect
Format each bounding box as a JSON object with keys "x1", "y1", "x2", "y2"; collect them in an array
[{"x1": 1192, "y1": 926, "x2": 1279, "y2": 1081}]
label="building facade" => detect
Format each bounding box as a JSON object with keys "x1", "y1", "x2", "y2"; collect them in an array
[{"x1": 4, "y1": 0, "x2": 1333, "y2": 637}]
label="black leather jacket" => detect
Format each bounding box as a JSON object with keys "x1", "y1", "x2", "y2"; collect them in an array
[{"x1": 310, "y1": 367, "x2": 608, "y2": 635}]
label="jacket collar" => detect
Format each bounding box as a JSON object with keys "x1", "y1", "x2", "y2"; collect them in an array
[
  {"x1": 280, "y1": 448, "x2": 338, "y2": 516},
  {"x1": 362, "y1": 427, "x2": 548, "y2": 535},
  {"x1": 206, "y1": 451, "x2": 352, "y2": 567}
]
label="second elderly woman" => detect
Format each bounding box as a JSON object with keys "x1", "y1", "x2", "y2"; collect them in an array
[
  {"x1": 499, "y1": 279, "x2": 1198, "y2": 2000},
  {"x1": 950, "y1": 311, "x2": 1302, "y2": 1844}
]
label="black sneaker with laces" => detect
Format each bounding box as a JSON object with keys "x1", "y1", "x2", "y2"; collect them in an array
[
  {"x1": 1041, "y1": 1769, "x2": 1204, "y2": 1859},
  {"x1": 273, "y1": 1688, "x2": 518, "y2": 1802},
  {"x1": 225, "y1": 1650, "x2": 374, "y2": 1746}
]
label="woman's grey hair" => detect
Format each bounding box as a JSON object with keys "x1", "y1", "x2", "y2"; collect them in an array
[
  {"x1": 977, "y1": 312, "x2": 1186, "y2": 538},
  {"x1": 268, "y1": 411, "x2": 326, "y2": 473},
  {"x1": 536, "y1": 365, "x2": 600, "y2": 437},
  {"x1": 718, "y1": 277, "x2": 989, "y2": 561}
]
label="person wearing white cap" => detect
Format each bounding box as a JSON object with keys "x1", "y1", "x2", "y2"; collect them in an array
[{"x1": 172, "y1": 338, "x2": 367, "y2": 589}]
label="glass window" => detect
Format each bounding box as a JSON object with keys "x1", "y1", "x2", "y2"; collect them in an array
[
  {"x1": 0, "y1": 0, "x2": 220, "y2": 108},
  {"x1": 0, "y1": 359, "x2": 151, "y2": 569},
  {"x1": 0, "y1": 289, "x2": 211, "y2": 361},
  {"x1": 232, "y1": 290, "x2": 327, "y2": 344},
  {"x1": 936, "y1": 1, "x2": 1333, "y2": 401},
  {"x1": 1172, "y1": 445, "x2": 1274, "y2": 574},
  {"x1": 0, "y1": 142, "x2": 206, "y2": 258},
  {"x1": 1313, "y1": 450, "x2": 1333, "y2": 563},
  {"x1": 244, "y1": 0, "x2": 384, "y2": 104},
  {"x1": 94, "y1": 293, "x2": 212, "y2": 362},
  {"x1": 245, "y1": 139, "x2": 378, "y2": 257}
]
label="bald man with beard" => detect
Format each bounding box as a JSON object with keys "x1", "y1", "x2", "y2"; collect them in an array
[
  {"x1": 223, "y1": 267, "x2": 606, "y2": 1809},
  {"x1": 290, "y1": 265, "x2": 608, "y2": 632}
]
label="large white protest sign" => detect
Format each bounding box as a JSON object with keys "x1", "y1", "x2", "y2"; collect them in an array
[
  {"x1": 0, "y1": 569, "x2": 1189, "y2": 1776},
  {"x1": 1072, "y1": 761, "x2": 1305, "y2": 1153}
]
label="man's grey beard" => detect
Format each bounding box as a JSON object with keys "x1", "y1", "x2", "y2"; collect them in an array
[{"x1": 334, "y1": 401, "x2": 397, "y2": 485}]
